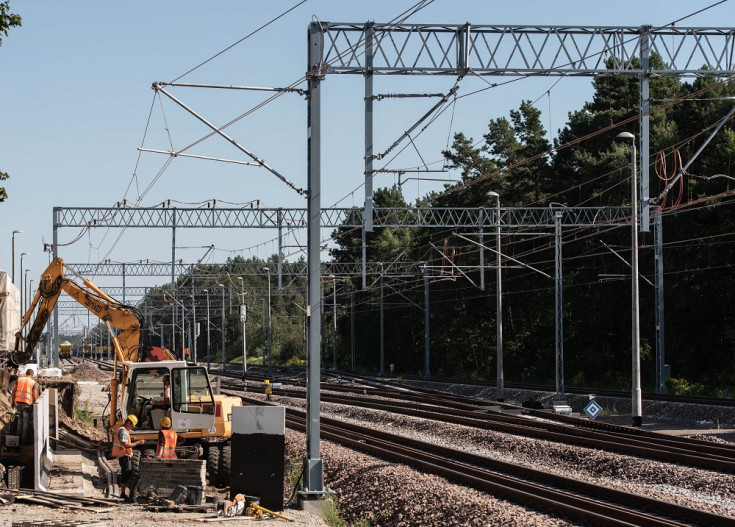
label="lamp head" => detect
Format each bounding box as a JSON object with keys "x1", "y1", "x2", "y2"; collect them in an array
[
  {"x1": 21, "y1": 252, "x2": 29, "y2": 257},
  {"x1": 262, "y1": 267, "x2": 270, "y2": 273},
  {"x1": 12, "y1": 229, "x2": 22, "y2": 234},
  {"x1": 616, "y1": 131, "x2": 635, "y2": 140},
  {"x1": 486, "y1": 191, "x2": 499, "y2": 198}
]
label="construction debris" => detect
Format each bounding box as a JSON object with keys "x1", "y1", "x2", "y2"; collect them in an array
[
  {"x1": 217, "y1": 494, "x2": 293, "y2": 522},
  {"x1": 135, "y1": 458, "x2": 206, "y2": 501},
  {"x1": 0, "y1": 488, "x2": 119, "y2": 512},
  {"x1": 12, "y1": 521, "x2": 106, "y2": 527},
  {"x1": 137, "y1": 490, "x2": 214, "y2": 513}
]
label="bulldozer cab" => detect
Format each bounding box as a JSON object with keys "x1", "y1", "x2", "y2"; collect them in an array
[{"x1": 125, "y1": 361, "x2": 216, "y2": 433}]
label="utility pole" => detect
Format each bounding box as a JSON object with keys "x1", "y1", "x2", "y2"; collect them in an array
[
  {"x1": 330, "y1": 275, "x2": 337, "y2": 370},
  {"x1": 204, "y1": 290, "x2": 210, "y2": 370},
  {"x1": 424, "y1": 263, "x2": 430, "y2": 378},
  {"x1": 350, "y1": 292, "x2": 355, "y2": 371},
  {"x1": 219, "y1": 284, "x2": 226, "y2": 370}
]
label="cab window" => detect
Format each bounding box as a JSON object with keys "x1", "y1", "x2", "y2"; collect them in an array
[{"x1": 171, "y1": 367, "x2": 215, "y2": 414}]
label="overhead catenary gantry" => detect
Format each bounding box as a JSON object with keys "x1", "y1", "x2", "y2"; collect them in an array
[{"x1": 304, "y1": 20, "x2": 735, "y2": 496}]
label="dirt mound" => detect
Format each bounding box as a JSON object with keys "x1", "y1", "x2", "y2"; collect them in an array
[
  {"x1": 0, "y1": 389, "x2": 14, "y2": 431},
  {"x1": 64, "y1": 362, "x2": 111, "y2": 382}
]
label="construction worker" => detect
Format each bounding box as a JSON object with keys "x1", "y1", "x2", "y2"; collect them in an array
[
  {"x1": 143, "y1": 374, "x2": 171, "y2": 429},
  {"x1": 156, "y1": 416, "x2": 182, "y2": 459},
  {"x1": 112, "y1": 414, "x2": 145, "y2": 501},
  {"x1": 11, "y1": 368, "x2": 38, "y2": 411},
  {"x1": 11, "y1": 368, "x2": 39, "y2": 444}
]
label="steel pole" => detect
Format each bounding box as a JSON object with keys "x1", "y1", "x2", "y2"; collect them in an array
[
  {"x1": 266, "y1": 272, "x2": 272, "y2": 377},
  {"x1": 380, "y1": 271, "x2": 384, "y2": 375},
  {"x1": 654, "y1": 210, "x2": 666, "y2": 394},
  {"x1": 261, "y1": 298, "x2": 266, "y2": 364},
  {"x1": 631, "y1": 140, "x2": 642, "y2": 427},
  {"x1": 350, "y1": 292, "x2": 355, "y2": 371},
  {"x1": 221, "y1": 285, "x2": 226, "y2": 370},
  {"x1": 495, "y1": 197, "x2": 503, "y2": 401},
  {"x1": 424, "y1": 263, "x2": 431, "y2": 378},
  {"x1": 304, "y1": 20, "x2": 325, "y2": 495},
  {"x1": 332, "y1": 276, "x2": 337, "y2": 370},
  {"x1": 192, "y1": 295, "x2": 197, "y2": 363},
  {"x1": 205, "y1": 290, "x2": 210, "y2": 370}
]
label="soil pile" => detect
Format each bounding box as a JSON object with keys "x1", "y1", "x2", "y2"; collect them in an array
[{"x1": 62, "y1": 362, "x2": 111, "y2": 382}]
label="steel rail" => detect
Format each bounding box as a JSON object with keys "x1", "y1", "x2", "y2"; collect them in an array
[
  {"x1": 357, "y1": 372, "x2": 735, "y2": 408},
  {"x1": 274, "y1": 404, "x2": 732, "y2": 527}
]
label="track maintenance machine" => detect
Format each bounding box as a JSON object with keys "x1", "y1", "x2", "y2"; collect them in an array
[{"x1": 13, "y1": 258, "x2": 240, "y2": 485}]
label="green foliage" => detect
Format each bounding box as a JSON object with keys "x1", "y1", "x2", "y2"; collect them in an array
[
  {"x1": 600, "y1": 404, "x2": 620, "y2": 418},
  {"x1": 0, "y1": 1, "x2": 21, "y2": 45},
  {"x1": 666, "y1": 377, "x2": 707, "y2": 396},
  {"x1": 322, "y1": 497, "x2": 347, "y2": 527},
  {"x1": 326, "y1": 50, "x2": 735, "y2": 393},
  {"x1": 0, "y1": 170, "x2": 7, "y2": 203},
  {"x1": 74, "y1": 401, "x2": 94, "y2": 424}
]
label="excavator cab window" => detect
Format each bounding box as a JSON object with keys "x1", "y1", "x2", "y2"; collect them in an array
[
  {"x1": 127, "y1": 367, "x2": 171, "y2": 418},
  {"x1": 171, "y1": 367, "x2": 215, "y2": 415}
]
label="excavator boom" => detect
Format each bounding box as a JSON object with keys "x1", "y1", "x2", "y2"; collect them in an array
[{"x1": 12, "y1": 258, "x2": 142, "y2": 365}]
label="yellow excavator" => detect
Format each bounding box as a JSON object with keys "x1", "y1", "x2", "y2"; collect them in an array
[{"x1": 14, "y1": 258, "x2": 240, "y2": 484}]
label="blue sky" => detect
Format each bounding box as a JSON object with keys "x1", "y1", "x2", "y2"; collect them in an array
[{"x1": 1, "y1": 0, "x2": 732, "y2": 329}]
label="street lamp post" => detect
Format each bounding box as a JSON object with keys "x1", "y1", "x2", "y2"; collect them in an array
[
  {"x1": 11, "y1": 229, "x2": 22, "y2": 285},
  {"x1": 617, "y1": 131, "x2": 642, "y2": 427},
  {"x1": 165, "y1": 292, "x2": 186, "y2": 356},
  {"x1": 19, "y1": 252, "x2": 28, "y2": 322},
  {"x1": 263, "y1": 267, "x2": 272, "y2": 378},
  {"x1": 329, "y1": 274, "x2": 336, "y2": 370},
  {"x1": 191, "y1": 295, "x2": 198, "y2": 363},
  {"x1": 218, "y1": 283, "x2": 226, "y2": 370},
  {"x1": 203, "y1": 289, "x2": 211, "y2": 370},
  {"x1": 487, "y1": 191, "x2": 504, "y2": 401}
]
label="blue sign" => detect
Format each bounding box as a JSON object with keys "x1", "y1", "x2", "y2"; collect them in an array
[{"x1": 583, "y1": 400, "x2": 603, "y2": 420}]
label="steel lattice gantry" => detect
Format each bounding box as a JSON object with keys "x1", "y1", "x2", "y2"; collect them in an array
[
  {"x1": 52, "y1": 201, "x2": 628, "y2": 494},
  {"x1": 316, "y1": 22, "x2": 735, "y2": 233},
  {"x1": 304, "y1": 22, "x2": 735, "y2": 495},
  {"x1": 54, "y1": 204, "x2": 630, "y2": 228}
]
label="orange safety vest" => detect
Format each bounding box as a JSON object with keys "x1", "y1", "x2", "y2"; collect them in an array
[
  {"x1": 14, "y1": 376, "x2": 35, "y2": 406},
  {"x1": 112, "y1": 426, "x2": 132, "y2": 458},
  {"x1": 157, "y1": 429, "x2": 177, "y2": 459}
]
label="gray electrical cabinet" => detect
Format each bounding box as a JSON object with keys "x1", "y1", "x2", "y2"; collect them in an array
[{"x1": 230, "y1": 406, "x2": 285, "y2": 511}]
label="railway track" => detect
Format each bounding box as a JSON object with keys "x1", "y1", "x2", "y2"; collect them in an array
[
  {"x1": 230, "y1": 378, "x2": 735, "y2": 474},
  {"x1": 78, "y1": 358, "x2": 734, "y2": 523},
  {"x1": 231, "y1": 390, "x2": 734, "y2": 527},
  {"x1": 339, "y1": 370, "x2": 735, "y2": 408},
  {"x1": 83, "y1": 358, "x2": 734, "y2": 471}
]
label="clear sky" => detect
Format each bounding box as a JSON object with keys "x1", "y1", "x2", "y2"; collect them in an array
[{"x1": 1, "y1": 0, "x2": 732, "y2": 330}]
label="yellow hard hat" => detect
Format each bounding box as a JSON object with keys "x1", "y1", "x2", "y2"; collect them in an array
[
  {"x1": 160, "y1": 416, "x2": 172, "y2": 428},
  {"x1": 126, "y1": 414, "x2": 138, "y2": 426}
]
